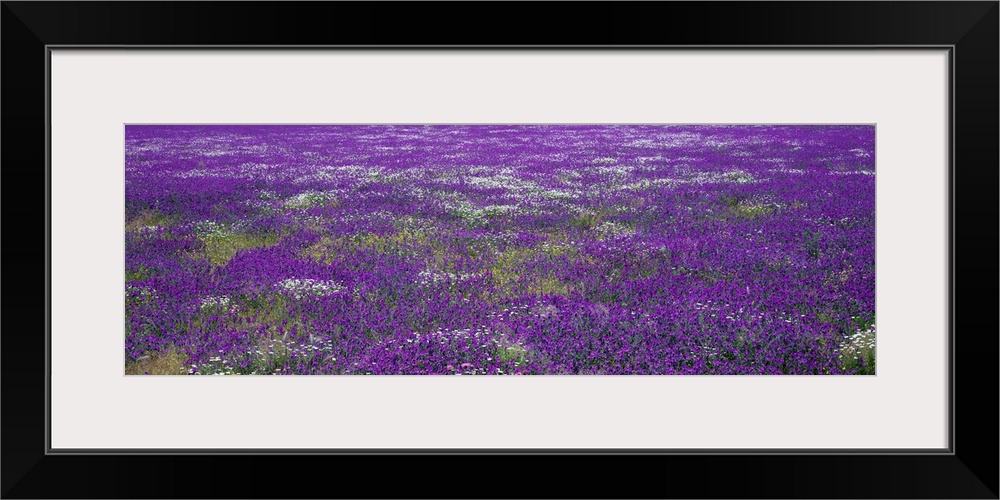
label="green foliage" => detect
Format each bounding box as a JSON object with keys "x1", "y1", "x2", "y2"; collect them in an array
[
  {"x1": 731, "y1": 204, "x2": 774, "y2": 218},
  {"x1": 839, "y1": 322, "x2": 876, "y2": 375},
  {"x1": 569, "y1": 212, "x2": 602, "y2": 230},
  {"x1": 126, "y1": 265, "x2": 153, "y2": 282},
  {"x1": 803, "y1": 230, "x2": 822, "y2": 258},
  {"x1": 198, "y1": 231, "x2": 282, "y2": 267},
  {"x1": 496, "y1": 344, "x2": 529, "y2": 365},
  {"x1": 719, "y1": 194, "x2": 744, "y2": 207}
]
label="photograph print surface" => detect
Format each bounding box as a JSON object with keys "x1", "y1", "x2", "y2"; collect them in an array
[{"x1": 125, "y1": 125, "x2": 875, "y2": 375}]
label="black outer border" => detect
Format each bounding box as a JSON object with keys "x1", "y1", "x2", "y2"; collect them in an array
[{"x1": 3, "y1": 2, "x2": 996, "y2": 499}]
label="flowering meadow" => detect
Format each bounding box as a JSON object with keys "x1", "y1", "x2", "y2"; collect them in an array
[{"x1": 125, "y1": 125, "x2": 875, "y2": 375}]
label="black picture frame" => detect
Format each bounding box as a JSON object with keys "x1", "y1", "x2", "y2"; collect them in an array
[{"x1": 3, "y1": 2, "x2": 996, "y2": 498}]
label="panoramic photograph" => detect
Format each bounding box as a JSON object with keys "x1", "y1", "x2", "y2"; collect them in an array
[{"x1": 125, "y1": 124, "x2": 875, "y2": 375}]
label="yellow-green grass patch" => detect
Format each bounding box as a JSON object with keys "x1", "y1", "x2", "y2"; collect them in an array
[
  {"x1": 489, "y1": 245, "x2": 579, "y2": 298},
  {"x1": 729, "y1": 204, "x2": 775, "y2": 219},
  {"x1": 126, "y1": 209, "x2": 174, "y2": 231},
  {"x1": 197, "y1": 231, "x2": 283, "y2": 267},
  {"x1": 125, "y1": 347, "x2": 187, "y2": 375}
]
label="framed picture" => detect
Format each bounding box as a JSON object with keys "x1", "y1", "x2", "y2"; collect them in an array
[{"x1": 3, "y1": 2, "x2": 996, "y2": 498}]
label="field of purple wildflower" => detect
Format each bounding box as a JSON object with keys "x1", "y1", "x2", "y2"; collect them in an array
[{"x1": 125, "y1": 125, "x2": 875, "y2": 375}]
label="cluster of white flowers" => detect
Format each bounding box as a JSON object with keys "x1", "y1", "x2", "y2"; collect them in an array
[
  {"x1": 284, "y1": 190, "x2": 337, "y2": 209},
  {"x1": 692, "y1": 300, "x2": 717, "y2": 312},
  {"x1": 173, "y1": 168, "x2": 221, "y2": 179},
  {"x1": 635, "y1": 155, "x2": 668, "y2": 166},
  {"x1": 559, "y1": 169, "x2": 584, "y2": 180},
  {"x1": 252, "y1": 337, "x2": 334, "y2": 361},
  {"x1": 294, "y1": 214, "x2": 327, "y2": 226},
  {"x1": 200, "y1": 295, "x2": 237, "y2": 312},
  {"x1": 680, "y1": 169, "x2": 758, "y2": 185},
  {"x1": 126, "y1": 285, "x2": 158, "y2": 301},
  {"x1": 838, "y1": 324, "x2": 876, "y2": 360},
  {"x1": 774, "y1": 168, "x2": 806, "y2": 175},
  {"x1": 539, "y1": 241, "x2": 577, "y2": 254},
  {"x1": 829, "y1": 170, "x2": 875, "y2": 176},
  {"x1": 442, "y1": 199, "x2": 521, "y2": 225},
  {"x1": 619, "y1": 177, "x2": 680, "y2": 191},
  {"x1": 361, "y1": 210, "x2": 396, "y2": 221},
  {"x1": 294, "y1": 164, "x2": 399, "y2": 186},
  {"x1": 189, "y1": 351, "x2": 235, "y2": 375},
  {"x1": 720, "y1": 169, "x2": 756, "y2": 183},
  {"x1": 416, "y1": 270, "x2": 477, "y2": 286},
  {"x1": 595, "y1": 164, "x2": 635, "y2": 178},
  {"x1": 487, "y1": 303, "x2": 532, "y2": 320},
  {"x1": 238, "y1": 163, "x2": 275, "y2": 177},
  {"x1": 694, "y1": 344, "x2": 719, "y2": 360},
  {"x1": 465, "y1": 171, "x2": 547, "y2": 194},
  {"x1": 594, "y1": 221, "x2": 634, "y2": 239},
  {"x1": 753, "y1": 157, "x2": 785, "y2": 164},
  {"x1": 480, "y1": 230, "x2": 518, "y2": 246},
  {"x1": 609, "y1": 169, "x2": 762, "y2": 191},
  {"x1": 362, "y1": 326, "x2": 515, "y2": 375},
  {"x1": 277, "y1": 278, "x2": 346, "y2": 299},
  {"x1": 192, "y1": 220, "x2": 229, "y2": 238},
  {"x1": 539, "y1": 188, "x2": 576, "y2": 200}
]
